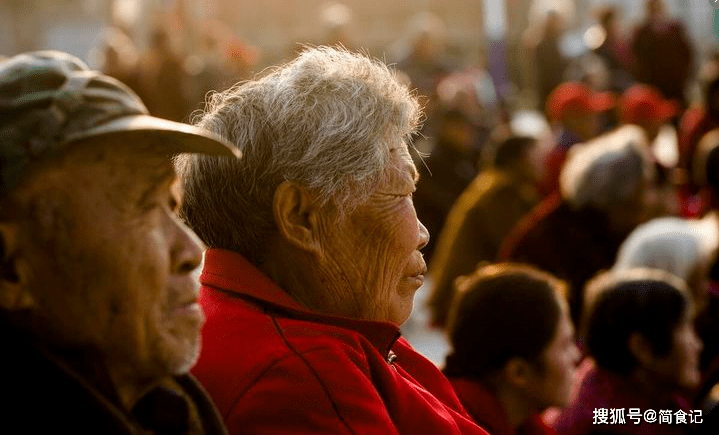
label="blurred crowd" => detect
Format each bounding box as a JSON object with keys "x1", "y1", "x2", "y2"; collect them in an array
[{"x1": 5, "y1": 0, "x2": 719, "y2": 434}]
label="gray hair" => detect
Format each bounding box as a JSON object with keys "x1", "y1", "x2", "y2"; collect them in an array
[
  {"x1": 560, "y1": 125, "x2": 654, "y2": 210},
  {"x1": 175, "y1": 46, "x2": 422, "y2": 264},
  {"x1": 613, "y1": 215, "x2": 719, "y2": 284}
]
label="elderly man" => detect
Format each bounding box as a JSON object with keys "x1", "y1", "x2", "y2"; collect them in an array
[
  {"x1": 176, "y1": 47, "x2": 489, "y2": 434},
  {"x1": 499, "y1": 125, "x2": 654, "y2": 325},
  {"x1": 0, "y1": 51, "x2": 238, "y2": 433}
]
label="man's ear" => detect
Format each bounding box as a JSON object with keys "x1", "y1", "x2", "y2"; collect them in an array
[
  {"x1": 272, "y1": 181, "x2": 323, "y2": 256},
  {"x1": 503, "y1": 357, "x2": 533, "y2": 389},
  {"x1": 0, "y1": 223, "x2": 34, "y2": 311},
  {"x1": 628, "y1": 332, "x2": 656, "y2": 368}
]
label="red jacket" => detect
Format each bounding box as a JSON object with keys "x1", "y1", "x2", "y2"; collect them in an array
[
  {"x1": 449, "y1": 377, "x2": 555, "y2": 435},
  {"x1": 192, "y1": 248, "x2": 490, "y2": 435}
]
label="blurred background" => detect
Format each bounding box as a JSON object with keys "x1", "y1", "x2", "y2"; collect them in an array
[
  {"x1": 2, "y1": 0, "x2": 715, "y2": 121},
  {"x1": 6, "y1": 0, "x2": 719, "y2": 365}
]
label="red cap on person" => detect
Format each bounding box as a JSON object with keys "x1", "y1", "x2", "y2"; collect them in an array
[
  {"x1": 619, "y1": 84, "x2": 678, "y2": 125},
  {"x1": 546, "y1": 82, "x2": 615, "y2": 122}
]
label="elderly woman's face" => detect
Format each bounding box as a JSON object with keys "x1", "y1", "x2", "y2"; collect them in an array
[{"x1": 320, "y1": 144, "x2": 429, "y2": 325}]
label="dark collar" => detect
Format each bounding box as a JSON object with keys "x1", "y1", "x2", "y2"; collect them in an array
[
  {"x1": 1, "y1": 319, "x2": 227, "y2": 435},
  {"x1": 200, "y1": 248, "x2": 402, "y2": 358}
]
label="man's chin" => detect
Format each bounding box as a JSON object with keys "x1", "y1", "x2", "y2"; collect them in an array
[{"x1": 164, "y1": 335, "x2": 202, "y2": 376}]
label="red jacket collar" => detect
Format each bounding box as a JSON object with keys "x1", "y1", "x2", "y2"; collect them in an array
[{"x1": 200, "y1": 248, "x2": 402, "y2": 357}]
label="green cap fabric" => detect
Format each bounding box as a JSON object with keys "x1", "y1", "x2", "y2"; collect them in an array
[{"x1": 0, "y1": 50, "x2": 239, "y2": 196}]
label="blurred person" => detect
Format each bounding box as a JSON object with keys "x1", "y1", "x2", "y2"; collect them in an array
[
  {"x1": 444, "y1": 264, "x2": 580, "y2": 435},
  {"x1": 0, "y1": 51, "x2": 238, "y2": 433},
  {"x1": 532, "y1": 11, "x2": 569, "y2": 111},
  {"x1": 435, "y1": 62, "x2": 502, "y2": 131},
  {"x1": 428, "y1": 134, "x2": 540, "y2": 328},
  {"x1": 694, "y1": 129, "x2": 719, "y2": 214},
  {"x1": 678, "y1": 75, "x2": 719, "y2": 217},
  {"x1": 175, "y1": 47, "x2": 490, "y2": 435},
  {"x1": 414, "y1": 108, "x2": 480, "y2": 261},
  {"x1": 619, "y1": 84, "x2": 678, "y2": 144},
  {"x1": 499, "y1": 125, "x2": 654, "y2": 325},
  {"x1": 632, "y1": 0, "x2": 693, "y2": 108},
  {"x1": 552, "y1": 269, "x2": 702, "y2": 435},
  {"x1": 610, "y1": 213, "x2": 719, "y2": 413},
  {"x1": 136, "y1": 27, "x2": 189, "y2": 122},
  {"x1": 538, "y1": 82, "x2": 615, "y2": 197},
  {"x1": 395, "y1": 11, "x2": 456, "y2": 134},
  {"x1": 183, "y1": 21, "x2": 259, "y2": 113},
  {"x1": 94, "y1": 27, "x2": 140, "y2": 94},
  {"x1": 688, "y1": 131, "x2": 719, "y2": 426},
  {"x1": 592, "y1": 6, "x2": 634, "y2": 93},
  {"x1": 613, "y1": 216, "x2": 719, "y2": 309},
  {"x1": 619, "y1": 84, "x2": 681, "y2": 215}
]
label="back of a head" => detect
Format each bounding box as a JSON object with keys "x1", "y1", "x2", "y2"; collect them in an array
[
  {"x1": 613, "y1": 216, "x2": 719, "y2": 286},
  {"x1": 560, "y1": 125, "x2": 653, "y2": 211},
  {"x1": 175, "y1": 46, "x2": 422, "y2": 264},
  {"x1": 487, "y1": 134, "x2": 536, "y2": 171},
  {"x1": 444, "y1": 263, "x2": 566, "y2": 380},
  {"x1": 584, "y1": 269, "x2": 689, "y2": 375}
]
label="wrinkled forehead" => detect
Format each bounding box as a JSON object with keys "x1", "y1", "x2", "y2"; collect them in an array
[
  {"x1": 13, "y1": 139, "x2": 176, "y2": 202},
  {"x1": 387, "y1": 141, "x2": 419, "y2": 183}
]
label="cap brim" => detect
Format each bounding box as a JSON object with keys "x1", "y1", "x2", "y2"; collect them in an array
[{"x1": 63, "y1": 115, "x2": 240, "y2": 158}]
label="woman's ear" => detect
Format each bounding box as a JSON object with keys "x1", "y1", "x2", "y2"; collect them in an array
[
  {"x1": 503, "y1": 357, "x2": 533, "y2": 389},
  {"x1": 272, "y1": 181, "x2": 323, "y2": 257},
  {"x1": 628, "y1": 332, "x2": 655, "y2": 368},
  {"x1": 0, "y1": 223, "x2": 35, "y2": 311}
]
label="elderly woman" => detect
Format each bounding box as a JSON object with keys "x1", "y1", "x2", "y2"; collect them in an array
[
  {"x1": 613, "y1": 215, "x2": 719, "y2": 308},
  {"x1": 499, "y1": 125, "x2": 655, "y2": 324},
  {"x1": 444, "y1": 264, "x2": 580, "y2": 435},
  {"x1": 175, "y1": 47, "x2": 489, "y2": 434},
  {"x1": 552, "y1": 269, "x2": 703, "y2": 435}
]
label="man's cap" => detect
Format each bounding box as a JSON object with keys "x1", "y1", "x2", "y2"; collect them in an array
[
  {"x1": 619, "y1": 84, "x2": 678, "y2": 125},
  {"x1": 546, "y1": 82, "x2": 615, "y2": 122},
  {"x1": 0, "y1": 50, "x2": 239, "y2": 195}
]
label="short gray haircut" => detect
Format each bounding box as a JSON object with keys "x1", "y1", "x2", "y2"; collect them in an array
[
  {"x1": 613, "y1": 215, "x2": 719, "y2": 284},
  {"x1": 175, "y1": 46, "x2": 422, "y2": 264},
  {"x1": 560, "y1": 125, "x2": 654, "y2": 209}
]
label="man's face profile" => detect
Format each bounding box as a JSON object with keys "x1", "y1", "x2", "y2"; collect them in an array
[{"x1": 1, "y1": 139, "x2": 205, "y2": 382}]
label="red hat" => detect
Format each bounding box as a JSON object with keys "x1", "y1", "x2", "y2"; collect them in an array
[
  {"x1": 546, "y1": 82, "x2": 615, "y2": 122},
  {"x1": 619, "y1": 84, "x2": 678, "y2": 125}
]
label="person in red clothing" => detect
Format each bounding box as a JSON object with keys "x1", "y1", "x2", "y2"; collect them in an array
[
  {"x1": 175, "y1": 46, "x2": 490, "y2": 435},
  {"x1": 553, "y1": 269, "x2": 703, "y2": 435},
  {"x1": 538, "y1": 82, "x2": 615, "y2": 197},
  {"x1": 444, "y1": 264, "x2": 581, "y2": 435},
  {"x1": 618, "y1": 84, "x2": 680, "y2": 216},
  {"x1": 499, "y1": 125, "x2": 655, "y2": 326},
  {"x1": 619, "y1": 84, "x2": 678, "y2": 143}
]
